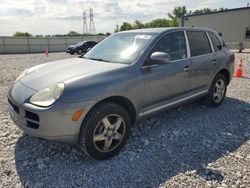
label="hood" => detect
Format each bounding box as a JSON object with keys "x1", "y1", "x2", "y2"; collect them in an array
[
  {"x1": 20, "y1": 58, "x2": 127, "y2": 91},
  {"x1": 67, "y1": 45, "x2": 75, "y2": 49}
]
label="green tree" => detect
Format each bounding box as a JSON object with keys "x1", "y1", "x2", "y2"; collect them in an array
[
  {"x1": 13, "y1": 31, "x2": 32, "y2": 37},
  {"x1": 120, "y1": 22, "x2": 133, "y2": 31},
  {"x1": 133, "y1": 20, "x2": 145, "y2": 29},
  {"x1": 147, "y1": 18, "x2": 170, "y2": 28},
  {"x1": 168, "y1": 6, "x2": 187, "y2": 26},
  {"x1": 105, "y1": 32, "x2": 111, "y2": 36},
  {"x1": 192, "y1": 8, "x2": 212, "y2": 15},
  {"x1": 68, "y1": 31, "x2": 79, "y2": 37},
  {"x1": 35, "y1": 34, "x2": 43, "y2": 37}
]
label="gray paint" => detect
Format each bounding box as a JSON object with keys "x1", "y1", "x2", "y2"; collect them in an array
[
  {"x1": 180, "y1": 8, "x2": 250, "y2": 49},
  {"x1": 7, "y1": 27, "x2": 235, "y2": 144}
]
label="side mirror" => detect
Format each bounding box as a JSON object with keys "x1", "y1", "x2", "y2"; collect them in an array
[{"x1": 150, "y1": 52, "x2": 171, "y2": 64}]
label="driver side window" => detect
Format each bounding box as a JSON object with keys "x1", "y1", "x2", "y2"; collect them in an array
[{"x1": 145, "y1": 31, "x2": 187, "y2": 66}]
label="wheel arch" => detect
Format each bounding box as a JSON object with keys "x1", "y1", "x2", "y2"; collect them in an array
[
  {"x1": 85, "y1": 96, "x2": 137, "y2": 126},
  {"x1": 215, "y1": 68, "x2": 230, "y2": 85}
]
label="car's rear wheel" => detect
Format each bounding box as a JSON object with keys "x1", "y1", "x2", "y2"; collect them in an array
[
  {"x1": 77, "y1": 49, "x2": 83, "y2": 55},
  {"x1": 78, "y1": 102, "x2": 131, "y2": 160},
  {"x1": 201, "y1": 73, "x2": 227, "y2": 107}
]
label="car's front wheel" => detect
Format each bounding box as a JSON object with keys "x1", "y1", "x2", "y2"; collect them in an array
[
  {"x1": 77, "y1": 49, "x2": 83, "y2": 55},
  {"x1": 78, "y1": 102, "x2": 131, "y2": 160},
  {"x1": 202, "y1": 73, "x2": 227, "y2": 107}
]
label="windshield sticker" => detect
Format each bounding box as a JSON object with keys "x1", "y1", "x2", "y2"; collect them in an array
[{"x1": 135, "y1": 35, "x2": 152, "y2": 39}]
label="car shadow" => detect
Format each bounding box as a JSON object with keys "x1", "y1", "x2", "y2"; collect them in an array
[{"x1": 14, "y1": 97, "x2": 250, "y2": 187}]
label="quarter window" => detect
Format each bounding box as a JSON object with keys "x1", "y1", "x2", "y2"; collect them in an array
[
  {"x1": 187, "y1": 31, "x2": 212, "y2": 57},
  {"x1": 149, "y1": 31, "x2": 187, "y2": 62},
  {"x1": 246, "y1": 27, "x2": 250, "y2": 39},
  {"x1": 208, "y1": 32, "x2": 222, "y2": 52}
]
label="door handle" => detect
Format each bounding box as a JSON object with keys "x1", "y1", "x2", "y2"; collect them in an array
[
  {"x1": 212, "y1": 59, "x2": 217, "y2": 64},
  {"x1": 184, "y1": 66, "x2": 192, "y2": 72}
]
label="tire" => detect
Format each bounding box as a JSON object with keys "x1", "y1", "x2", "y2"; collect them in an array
[
  {"x1": 77, "y1": 49, "x2": 83, "y2": 55},
  {"x1": 201, "y1": 73, "x2": 227, "y2": 107},
  {"x1": 78, "y1": 102, "x2": 131, "y2": 160}
]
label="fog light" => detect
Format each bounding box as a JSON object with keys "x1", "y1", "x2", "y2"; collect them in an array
[{"x1": 72, "y1": 109, "x2": 84, "y2": 121}]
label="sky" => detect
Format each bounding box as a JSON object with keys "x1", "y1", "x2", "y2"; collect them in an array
[{"x1": 0, "y1": 0, "x2": 249, "y2": 36}]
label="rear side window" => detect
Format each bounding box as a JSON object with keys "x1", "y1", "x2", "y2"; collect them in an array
[
  {"x1": 150, "y1": 31, "x2": 187, "y2": 61},
  {"x1": 187, "y1": 31, "x2": 212, "y2": 57},
  {"x1": 208, "y1": 32, "x2": 222, "y2": 52}
]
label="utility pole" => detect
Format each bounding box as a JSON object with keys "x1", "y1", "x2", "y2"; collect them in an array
[{"x1": 115, "y1": 24, "x2": 119, "y2": 33}]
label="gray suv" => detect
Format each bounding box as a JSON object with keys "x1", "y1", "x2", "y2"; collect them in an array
[{"x1": 8, "y1": 27, "x2": 234, "y2": 160}]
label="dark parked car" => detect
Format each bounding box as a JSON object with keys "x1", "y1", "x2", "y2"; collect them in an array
[
  {"x1": 66, "y1": 41, "x2": 97, "y2": 55},
  {"x1": 8, "y1": 27, "x2": 234, "y2": 160}
]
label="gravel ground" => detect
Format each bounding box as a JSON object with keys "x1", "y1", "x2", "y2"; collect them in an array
[{"x1": 0, "y1": 52, "x2": 250, "y2": 188}]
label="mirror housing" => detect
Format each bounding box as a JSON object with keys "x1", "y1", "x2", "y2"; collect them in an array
[{"x1": 150, "y1": 52, "x2": 171, "y2": 64}]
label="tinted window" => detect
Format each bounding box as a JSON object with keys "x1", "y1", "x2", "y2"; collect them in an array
[
  {"x1": 208, "y1": 32, "x2": 222, "y2": 52},
  {"x1": 88, "y1": 42, "x2": 96, "y2": 45},
  {"x1": 150, "y1": 31, "x2": 187, "y2": 62},
  {"x1": 187, "y1": 31, "x2": 212, "y2": 57}
]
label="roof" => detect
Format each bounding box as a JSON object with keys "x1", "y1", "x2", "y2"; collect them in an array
[
  {"x1": 119, "y1": 27, "x2": 215, "y2": 34},
  {"x1": 119, "y1": 27, "x2": 175, "y2": 34},
  {"x1": 182, "y1": 6, "x2": 250, "y2": 18}
]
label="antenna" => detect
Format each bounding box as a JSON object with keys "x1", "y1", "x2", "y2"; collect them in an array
[
  {"x1": 89, "y1": 8, "x2": 96, "y2": 35},
  {"x1": 83, "y1": 11, "x2": 88, "y2": 35}
]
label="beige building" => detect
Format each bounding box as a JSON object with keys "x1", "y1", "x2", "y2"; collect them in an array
[{"x1": 180, "y1": 7, "x2": 250, "y2": 51}]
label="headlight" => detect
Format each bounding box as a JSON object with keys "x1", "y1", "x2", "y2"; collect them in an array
[
  {"x1": 15, "y1": 69, "x2": 28, "y2": 82},
  {"x1": 30, "y1": 83, "x2": 65, "y2": 107}
]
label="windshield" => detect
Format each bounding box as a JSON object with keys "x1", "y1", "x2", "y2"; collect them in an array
[
  {"x1": 76, "y1": 41, "x2": 85, "y2": 46},
  {"x1": 84, "y1": 33, "x2": 155, "y2": 64}
]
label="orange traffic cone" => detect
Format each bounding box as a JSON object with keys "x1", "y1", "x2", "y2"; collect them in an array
[
  {"x1": 45, "y1": 49, "x2": 48, "y2": 56},
  {"x1": 233, "y1": 58, "x2": 243, "y2": 78}
]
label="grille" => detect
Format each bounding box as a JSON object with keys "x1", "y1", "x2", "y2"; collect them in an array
[
  {"x1": 26, "y1": 121, "x2": 39, "y2": 129},
  {"x1": 25, "y1": 111, "x2": 39, "y2": 122}
]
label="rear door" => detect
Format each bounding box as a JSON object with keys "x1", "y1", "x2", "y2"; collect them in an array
[
  {"x1": 186, "y1": 31, "x2": 215, "y2": 93},
  {"x1": 142, "y1": 31, "x2": 191, "y2": 110},
  {"x1": 207, "y1": 31, "x2": 225, "y2": 68}
]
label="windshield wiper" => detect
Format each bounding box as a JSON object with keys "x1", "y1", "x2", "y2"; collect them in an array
[{"x1": 87, "y1": 57, "x2": 110, "y2": 62}]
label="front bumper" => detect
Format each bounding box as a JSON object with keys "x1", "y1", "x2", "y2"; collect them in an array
[
  {"x1": 66, "y1": 48, "x2": 75, "y2": 54},
  {"x1": 7, "y1": 81, "x2": 95, "y2": 145}
]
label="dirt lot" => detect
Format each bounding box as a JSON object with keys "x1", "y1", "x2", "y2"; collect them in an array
[{"x1": 0, "y1": 52, "x2": 250, "y2": 187}]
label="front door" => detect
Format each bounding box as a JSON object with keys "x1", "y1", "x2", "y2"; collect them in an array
[{"x1": 142, "y1": 31, "x2": 191, "y2": 111}]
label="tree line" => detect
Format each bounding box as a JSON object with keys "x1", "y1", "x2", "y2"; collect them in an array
[
  {"x1": 13, "y1": 31, "x2": 111, "y2": 37},
  {"x1": 119, "y1": 6, "x2": 227, "y2": 31}
]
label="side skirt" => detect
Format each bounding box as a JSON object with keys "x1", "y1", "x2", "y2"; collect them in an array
[{"x1": 138, "y1": 90, "x2": 208, "y2": 118}]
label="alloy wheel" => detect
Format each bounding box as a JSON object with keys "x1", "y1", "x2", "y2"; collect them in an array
[
  {"x1": 213, "y1": 79, "x2": 225, "y2": 103},
  {"x1": 93, "y1": 114, "x2": 126, "y2": 152}
]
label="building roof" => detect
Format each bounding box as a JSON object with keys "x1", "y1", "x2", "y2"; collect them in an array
[{"x1": 182, "y1": 6, "x2": 250, "y2": 18}]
